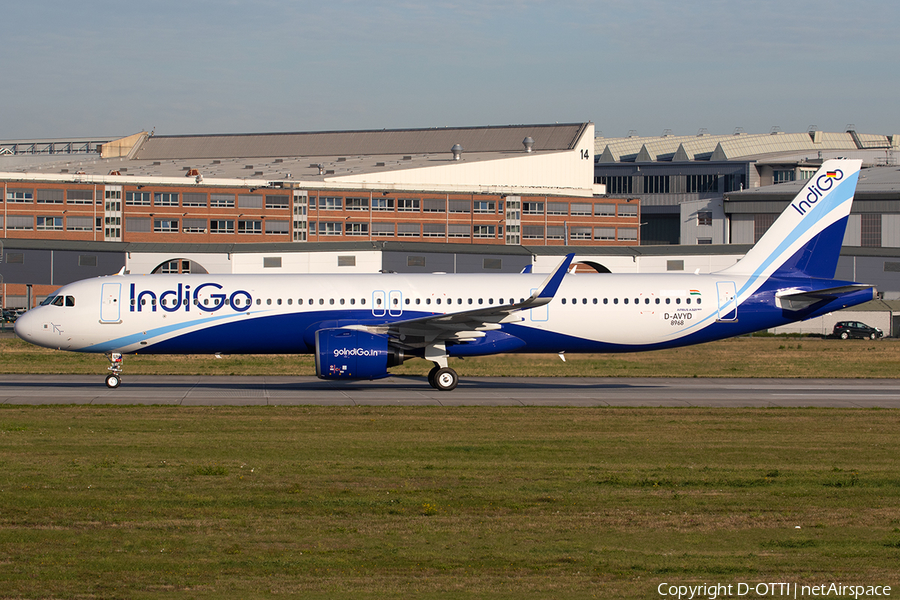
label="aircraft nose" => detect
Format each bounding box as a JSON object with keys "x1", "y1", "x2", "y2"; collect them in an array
[{"x1": 13, "y1": 310, "x2": 35, "y2": 342}]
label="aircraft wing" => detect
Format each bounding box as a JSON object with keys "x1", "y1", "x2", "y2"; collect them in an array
[
  {"x1": 776, "y1": 284, "x2": 875, "y2": 311},
  {"x1": 349, "y1": 254, "x2": 574, "y2": 347}
]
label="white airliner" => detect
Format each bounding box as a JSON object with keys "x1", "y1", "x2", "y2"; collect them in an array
[{"x1": 15, "y1": 159, "x2": 874, "y2": 391}]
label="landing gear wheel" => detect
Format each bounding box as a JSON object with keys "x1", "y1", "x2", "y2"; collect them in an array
[
  {"x1": 427, "y1": 366, "x2": 441, "y2": 389},
  {"x1": 105, "y1": 373, "x2": 121, "y2": 389},
  {"x1": 433, "y1": 367, "x2": 458, "y2": 391}
]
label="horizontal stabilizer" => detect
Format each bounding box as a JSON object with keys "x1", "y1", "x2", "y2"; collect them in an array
[{"x1": 775, "y1": 284, "x2": 874, "y2": 311}]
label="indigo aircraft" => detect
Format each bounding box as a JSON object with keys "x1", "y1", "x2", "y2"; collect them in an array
[{"x1": 15, "y1": 159, "x2": 874, "y2": 391}]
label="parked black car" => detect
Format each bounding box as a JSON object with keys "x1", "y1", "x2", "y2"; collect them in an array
[
  {"x1": 832, "y1": 321, "x2": 884, "y2": 340},
  {"x1": 1, "y1": 309, "x2": 19, "y2": 324}
]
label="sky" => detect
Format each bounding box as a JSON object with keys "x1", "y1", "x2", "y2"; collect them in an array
[{"x1": 2, "y1": 0, "x2": 899, "y2": 140}]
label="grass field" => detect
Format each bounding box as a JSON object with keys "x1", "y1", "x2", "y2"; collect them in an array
[
  {"x1": 1, "y1": 406, "x2": 898, "y2": 599},
  {"x1": 1, "y1": 335, "x2": 900, "y2": 378}
]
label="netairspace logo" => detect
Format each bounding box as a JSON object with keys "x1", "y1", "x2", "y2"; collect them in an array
[
  {"x1": 657, "y1": 582, "x2": 892, "y2": 599},
  {"x1": 333, "y1": 347, "x2": 377, "y2": 358}
]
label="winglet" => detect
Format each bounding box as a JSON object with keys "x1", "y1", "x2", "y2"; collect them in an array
[{"x1": 530, "y1": 253, "x2": 574, "y2": 302}]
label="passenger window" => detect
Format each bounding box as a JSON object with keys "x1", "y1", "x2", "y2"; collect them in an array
[
  {"x1": 350, "y1": 298, "x2": 355, "y2": 305},
  {"x1": 697, "y1": 298, "x2": 702, "y2": 305},
  {"x1": 655, "y1": 298, "x2": 660, "y2": 304},
  {"x1": 298, "y1": 299, "x2": 303, "y2": 305},
  {"x1": 341, "y1": 299, "x2": 345, "y2": 305},
  {"x1": 468, "y1": 299, "x2": 473, "y2": 305},
  {"x1": 287, "y1": 299, "x2": 292, "y2": 305},
  {"x1": 603, "y1": 298, "x2": 608, "y2": 305},
  {"x1": 686, "y1": 298, "x2": 691, "y2": 304},
  {"x1": 361, "y1": 298, "x2": 366, "y2": 305},
  {"x1": 561, "y1": 298, "x2": 567, "y2": 304},
  {"x1": 582, "y1": 298, "x2": 587, "y2": 304},
  {"x1": 593, "y1": 298, "x2": 597, "y2": 304},
  {"x1": 624, "y1": 298, "x2": 629, "y2": 304},
  {"x1": 330, "y1": 299, "x2": 335, "y2": 305},
  {"x1": 676, "y1": 298, "x2": 681, "y2": 305},
  {"x1": 613, "y1": 298, "x2": 618, "y2": 305},
  {"x1": 256, "y1": 299, "x2": 262, "y2": 305},
  {"x1": 426, "y1": 299, "x2": 431, "y2": 305},
  {"x1": 405, "y1": 299, "x2": 410, "y2": 305},
  {"x1": 320, "y1": 299, "x2": 325, "y2": 305},
  {"x1": 665, "y1": 298, "x2": 671, "y2": 304},
  {"x1": 436, "y1": 298, "x2": 441, "y2": 305}
]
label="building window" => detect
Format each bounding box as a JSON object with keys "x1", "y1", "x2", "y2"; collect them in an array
[
  {"x1": 238, "y1": 194, "x2": 262, "y2": 209},
  {"x1": 66, "y1": 216, "x2": 94, "y2": 231},
  {"x1": 570, "y1": 227, "x2": 591, "y2": 240},
  {"x1": 397, "y1": 198, "x2": 420, "y2": 212},
  {"x1": 126, "y1": 191, "x2": 151, "y2": 206},
  {"x1": 79, "y1": 255, "x2": 98, "y2": 267},
  {"x1": 448, "y1": 199, "x2": 470, "y2": 213},
  {"x1": 36, "y1": 189, "x2": 64, "y2": 204},
  {"x1": 698, "y1": 238, "x2": 713, "y2": 245},
  {"x1": 686, "y1": 174, "x2": 719, "y2": 193},
  {"x1": 318, "y1": 221, "x2": 342, "y2": 236},
  {"x1": 153, "y1": 192, "x2": 179, "y2": 206},
  {"x1": 423, "y1": 223, "x2": 445, "y2": 237},
  {"x1": 547, "y1": 202, "x2": 568, "y2": 215},
  {"x1": 473, "y1": 201, "x2": 495, "y2": 214},
  {"x1": 126, "y1": 217, "x2": 151, "y2": 232},
  {"x1": 724, "y1": 174, "x2": 746, "y2": 192},
  {"x1": 238, "y1": 220, "x2": 262, "y2": 234},
  {"x1": 210, "y1": 219, "x2": 235, "y2": 234},
  {"x1": 7, "y1": 189, "x2": 33, "y2": 203},
  {"x1": 618, "y1": 204, "x2": 638, "y2": 217},
  {"x1": 617, "y1": 227, "x2": 638, "y2": 242},
  {"x1": 697, "y1": 211, "x2": 713, "y2": 227},
  {"x1": 483, "y1": 258, "x2": 502, "y2": 270},
  {"x1": 523, "y1": 225, "x2": 544, "y2": 239},
  {"x1": 773, "y1": 170, "x2": 795, "y2": 184},
  {"x1": 643, "y1": 175, "x2": 670, "y2": 194},
  {"x1": 753, "y1": 214, "x2": 776, "y2": 242},
  {"x1": 861, "y1": 214, "x2": 882, "y2": 247},
  {"x1": 182, "y1": 218, "x2": 207, "y2": 233},
  {"x1": 448, "y1": 224, "x2": 470, "y2": 238},
  {"x1": 182, "y1": 193, "x2": 207, "y2": 207},
  {"x1": 266, "y1": 195, "x2": 289, "y2": 209},
  {"x1": 265, "y1": 220, "x2": 289, "y2": 235},
  {"x1": 372, "y1": 197, "x2": 394, "y2": 211},
  {"x1": 346, "y1": 197, "x2": 368, "y2": 211},
  {"x1": 594, "y1": 227, "x2": 615, "y2": 241},
  {"x1": 473, "y1": 225, "x2": 495, "y2": 238},
  {"x1": 594, "y1": 203, "x2": 616, "y2": 217},
  {"x1": 408, "y1": 256, "x2": 426, "y2": 267},
  {"x1": 598, "y1": 176, "x2": 633, "y2": 195},
  {"x1": 210, "y1": 194, "x2": 235, "y2": 208},
  {"x1": 523, "y1": 202, "x2": 544, "y2": 215},
  {"x1": 318, "y1": 196, "x2": 342, "y2": 210},
  {"x1": 397, "y1": 223, "x2": 420, "y2": 237},
  {"x1": 6, "y1": 252, "x2": 25, "y2": 263},
  {"x1": 667, "y1": 260, "x2": 684, "y2": 271},
  {"x1": 154, "y1": 219, "x2": 178, "y2": 233},
  {"x1": 345, "y1": 222, "x2": 369, "y2": 236},
  {"x1": 546, "y1": 226, "x2": 565, "y2": 240},
  {"x1": 338, "y1": 255, "x2": 356, "y2": 267},
  {"x1": 372, "y1": 222, "x2": 395, "y2": 236},
  {"x1": 7, "y1": 216, "x2": 34, "y2": 230},
  {"x1": 570, "y1": 203, "x2": 591, "y2": 216},
  {"x1": 263, "y1": 257, "x2": 282, "y2": 268},
  {"x1": 36, "y1": 216, "x2": 64, "y2": 230},
  {"x1": 67, "y1": 189, "x2": 95, "y2": 204},
  {"x1": 423, "y1": 199, "x2": 445, "y2": 212}
]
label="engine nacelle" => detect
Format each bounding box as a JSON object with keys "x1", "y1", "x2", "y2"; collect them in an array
[{"x1": 315, "y1": 328, "x2": 406, "y2": 380}]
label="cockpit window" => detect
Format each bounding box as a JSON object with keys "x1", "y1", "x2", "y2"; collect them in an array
[
  {"x1": 40, "y1": 295, "x2": 57, "y2": 306},
  {"x1": 66, "y1": 296, "x2": 75, "y2": 307},
  {"x1": 52, "y1": 296, "x2": 64, "y2": 306}
]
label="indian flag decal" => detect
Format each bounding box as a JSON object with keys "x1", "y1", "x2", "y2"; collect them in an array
[{"x1": 690, "y1": 290, "x2": 701, "y2": 296}]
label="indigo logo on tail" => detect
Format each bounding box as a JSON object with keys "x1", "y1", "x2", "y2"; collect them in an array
[{"x1": 791, "y1": 168, "x2": 844, "y2": 216}]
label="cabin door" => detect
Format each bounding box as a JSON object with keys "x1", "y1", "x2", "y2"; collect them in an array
[
  {"x1": 100, "y1": 283, "x2": 122, "y2": 323},
  {"x1": 716, "y1": 281, "x2": 738, "y2": 322}
]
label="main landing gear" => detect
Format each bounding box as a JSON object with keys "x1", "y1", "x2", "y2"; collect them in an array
[
  {"x1": 105, "y1": 352, "x2": 123, "y2": 388},
  {"x1": 425, "y1": 342, "x2": 458, "y2": 391}
]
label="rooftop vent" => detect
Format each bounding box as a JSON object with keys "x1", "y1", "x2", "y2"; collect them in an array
[
  {"x1": 451, "y1": 144, "x2": 463, "y2": 161},
  {"x1": 523, "y1": 137, "x2": 535, "y2": 153}
]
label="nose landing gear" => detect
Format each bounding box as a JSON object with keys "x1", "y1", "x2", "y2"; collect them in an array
[{"x1": 105, "y1": 353, "x2": 123, "y2": 388}]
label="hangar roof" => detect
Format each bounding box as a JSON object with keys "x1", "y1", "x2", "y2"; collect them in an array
[
  {"x1": 595, "y1": 130, "x2": 897, "y2": 163},
  {"x1": 133, "y1": 123, "x2": 589, "y2": 160}
]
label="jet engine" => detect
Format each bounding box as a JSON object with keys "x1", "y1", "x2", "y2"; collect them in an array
[{"x1": 314, "y1": 328, "x2": 408, "y2": 380}]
